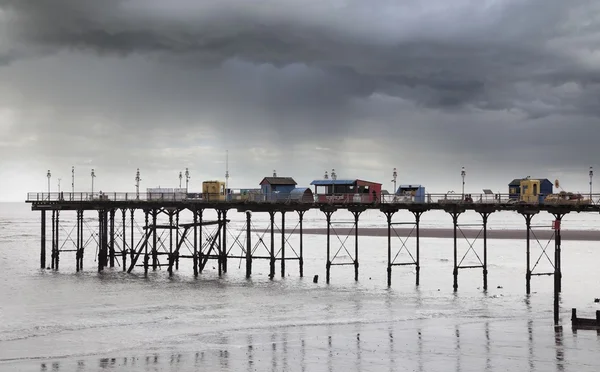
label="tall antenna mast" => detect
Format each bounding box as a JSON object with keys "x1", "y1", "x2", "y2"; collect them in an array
[{"x1": 225, "y1": 150, "x2": 230, "y2": 193}]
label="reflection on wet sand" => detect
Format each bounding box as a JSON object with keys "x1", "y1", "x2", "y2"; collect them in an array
[{"x1": 36, "y1": 317, "x2": 598, "y2": 372}]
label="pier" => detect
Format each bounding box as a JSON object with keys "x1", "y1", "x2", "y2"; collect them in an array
[{"x1": 26, "y1": 190, "x2": 600, "y2": 325}]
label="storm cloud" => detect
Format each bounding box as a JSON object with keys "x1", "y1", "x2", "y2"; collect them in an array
[{"x1": 1, "y1": 0, "x2": 600, "y2": 200}]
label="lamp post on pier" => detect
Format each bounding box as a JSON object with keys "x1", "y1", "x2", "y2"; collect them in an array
[
  {"x1": 58, "y1": 178, "x2": 61, "y2": 193},
  {"x1": 91, "y1": 169, "x2": 96, "y2": 196},
  {"x1": 461, "y1": 166, "x2": 466, "y2": 199},
  {"x1": 324, "y1": 171, "x2": 329, "y2": 179},
  {"x1": 331, "y1": 168, "x2": 337, "y2": 180},
  {"x1": 392, "y1": 167, "x2": 397, "y2": 194},
  {"x1": 179, "y1": 171, "x2": 182, "y2": 188},
  {"x1": 71, "y1": 166, "x2": 75, "y2": 194},
  {"x1": 590, "y1": 166, "x2": 593, "y2": 201},
  {"x1": 135, "y1": 168, "x2": 141, "y2": 199},
  {"x1": 185, "y1": 168, "x2": 190, "y2": 193},
  {"x1": 47, "y1": 170, "x2": 51, "y2": 198}
]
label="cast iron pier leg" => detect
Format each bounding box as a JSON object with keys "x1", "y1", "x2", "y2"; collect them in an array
[
  {"x1": 481, "y1": 212, "x2": 490, "y2": 291},
  {"x1": 353, "y1": 211, "x2": 361, "y2": 282},
  {"x1": 298, "y1": 211, "x2": 305, "y2": 278},
  {"x1": 76, "y1": 210, "x2": 80, "y2": 272},
  {"x1": 175, "y1": 211, "x2": 180, "y2": 271},
  {"x1": 524, "y1": 213, "x2": 534, "y2": 295},
  {"x1": 130, "y1": 209, "x2": 135, "y2": 264},
  {"x1": 168, "y1": 211, "x2": 174, "y2": 277},
  {"x1": 79, "y1": 210, "x2": 84, "y2": 271},
  {"x1": 98, "y1": 210, "x2": 103, "y2": 272},
  {"x1": 198, "y1": 210, "x2": 203, "y2": 274},
  {"x1": 217, "y1": 210, "x2": 223, "y2": 276},
  {"x1": 109, "y1": 209, "x2": 115, "y2": 268},
  {"x1": 51, "y1": 210, "x2": 55, "y2": 270},
  {"x1": 122, "y1": 209, "x2": 127, "y2": 271},
  {"x1": 54, "y1": 210, "x2": 60, "y2": 270},
  {"x1": 414, "y1": 211, "x2": 422, "y2": 286},
  {"x1": 325, "y1": 211, "x2": 333, "y2": 284},
  {"x1": 452, "y1": 212, "x2": 460, "y2": 291},
  {"x1": 144, "y1": 210, "x2": 149, "y2": 275},
  {"x1": 193, "y1": 208, "x2": 198, "y2": 277},
  {"x1": 281, "y1": 211, "x2": 286, "y2": 278},
  {"x1": 152, "y1": 209, "x2": 158, "y2": 271},
  {"x1": 222, "y1": 210, "x2": 228, "y2": 274},
  {"x1": 385, "y1": 212, "x2": 394, "y2": 287},
  {"x1": 269, "y1": 211, "x2": 275, "y2": 280},
  {"x1": 41, "y1": 210, "x2": 46, "y2": 269},
  {"x1": 246, "y1": 211, "x2": 252, "y2": 278}
]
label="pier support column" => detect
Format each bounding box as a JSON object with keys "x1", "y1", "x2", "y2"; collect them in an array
[
  {"x1": 217, "y1": 210, "x2": 223, "y2": 277},
  {"x1": 109, "y1": 209, "x2": 115, "y2": 268},
  {"x1": 152, "y1": 209, "x2": 158, "y2": 271},
  {"x1": 451, "y1": 211, "x2": 461, "y2": 291},
  {"x1": 281, "y1": 211, "x2": 286, "y2": 278},
  {"x1": 51, "y1": 210, "x2": 55, "y2": 270},
  {"x1": 521, "y1": 212, "x2": 536, "y2": 295},
  {"x1": 246, "y1": 211, "x2": 252, "y2": 278},
  {"x1": 222, "y1": 210, "x2": 228, "y2": 274},
  {"x1": 98, "y1": 210, "x2": 104, "y2": 272},
  {"x1": 479, "y1": 212, "x2": 491, "y2": 291},
  {"x1": 144, "y1": 210, "x2": 150, "y2": 275},
  {"x1": 79, "y1": 210, "x2": 85, "y2": 271},
  {"x1": 193, "y1": 208, "x2": 198, "y2": 277},
  {"x1": 384, "y1": 211, "x2": 395, "y2": 287},
  {"x1": 122, "y1": 209, "x2": 127, "y2": 271},
  {"x1": 75, "y1": 210, "x2": 81, "y2": 272},
  {"x1": 130, "y1": 209, "x2": 135, "y2": 264},
  {"x1": 79, "y1": 210, "x2": 84, "y2": 271},
  {"x1": 324, "y1": 210, "x2": 334, "y2": 284},
  {"x1": 175, "y1": 211, "x2": 180, "y2": 271},
  {"x1": 40, "y1": 210, "x2": 46, "y2": 269},
  {"x1": 298, "y1": 210, "x2": 305, "y2": 278},
  {"x1": 198, "y1": 210, "x2": 204, "y2": 274},
  {"x1": 269, "y1": 211, "x2": 275, "y2": 280},
  {"x1": 550, "y1": 211, "x2": 568, "y2": 325},
  {"x1": 351, "y1": 210, "x2": 362, "y2": 282},
  {"x1": 413, "y1": 211, "x2": 423, "y2": 286},
  {"x1": 54, "y1": 210, "x2": 60, "y2": 270},
  {"x1": 168, "y1": 211, "x2": 174, "y2": 277}
]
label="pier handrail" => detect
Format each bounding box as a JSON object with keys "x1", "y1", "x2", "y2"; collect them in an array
[{"x1": 25, "y1": 191, "x2": 600, "y2": 206}]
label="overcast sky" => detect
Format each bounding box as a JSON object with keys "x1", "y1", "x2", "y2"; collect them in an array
[{"x1": 1, "y1": 0, "x2": 600, "y2": 201}]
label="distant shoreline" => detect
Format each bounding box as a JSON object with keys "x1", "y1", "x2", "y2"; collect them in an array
[{"x1": 256, "y1": 228, "x2": 600, "y2": 241}]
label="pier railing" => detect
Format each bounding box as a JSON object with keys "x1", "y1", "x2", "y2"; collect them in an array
[{"x1": 26, "y1": 191, "x2": 600, "y2": 206}]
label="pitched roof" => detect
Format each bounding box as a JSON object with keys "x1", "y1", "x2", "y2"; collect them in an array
[
  {"x1": 509, "y1": 178, "x2": 551, "y2": 186},
  {"x1": 260, "y1": 177, "x2": 297, "y2": 186}
]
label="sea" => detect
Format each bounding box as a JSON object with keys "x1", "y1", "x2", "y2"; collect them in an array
[{"x1": 1, "y1": 202, "x2": 599, "y2": 371}]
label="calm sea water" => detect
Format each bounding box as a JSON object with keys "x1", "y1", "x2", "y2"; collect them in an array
[{"x1": 1, "y1": 202, "x2": 599, "y2": 371}]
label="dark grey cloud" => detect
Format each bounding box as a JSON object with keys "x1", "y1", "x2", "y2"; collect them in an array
[{"x1": 1, "y1": 1, "x2": 600, "y2": 200}]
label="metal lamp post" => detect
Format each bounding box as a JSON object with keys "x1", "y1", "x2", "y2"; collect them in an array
[
  {"x1": 71, "y1": 166, "x2": 75, "y2": 195},
  {"x1": 185, "y1": 168, "x2": 190, "y2": 193},
  {"x1": 58, "y1": 178, "x2": 61, "y2": 193},
  {"x1": 47, "y1": 170, "x2": 51, "y2": 198},
  {"x1": 179, "y1": 171, "x2": 182, "y2": 188},
  {"x1": 461, "y1": 166, "x2": 466, "y2": 199},
  {"x1": 590, "y1": 166, "x2": 593, "y2": 201},
  {"x1": 91, "y1": 169, "x2": 96, "y2": 196},
  {"x1": 135, "y1": 168, "x2": 141, "y2": 199},
  {"x1": 331, "y1": 168, "x2": 337, "y2": 180},
  {"x1": 324, "y1": 171, "x2": 329, "y2": 179},
  {"x1": 392, "y1": 167, "x2": 398, "y2": 194}
]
